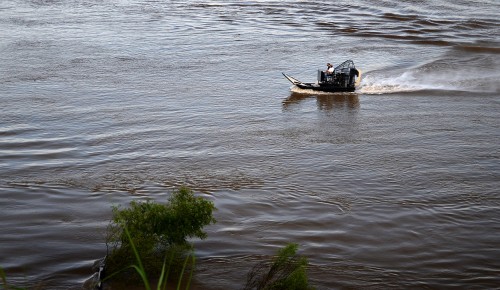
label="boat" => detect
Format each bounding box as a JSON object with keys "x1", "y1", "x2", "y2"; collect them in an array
[{"x1": 283, "y1": 60, "x2": 361, "y2": 92}]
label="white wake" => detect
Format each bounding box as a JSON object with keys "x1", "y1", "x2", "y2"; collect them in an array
[{"x1": 358, "y1": 65, "x2": 500, "y2": 95}]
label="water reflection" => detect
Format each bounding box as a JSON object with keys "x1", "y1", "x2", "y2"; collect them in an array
[{"x1": 282, "y1": 92, "x2": 360, "y2": 111}]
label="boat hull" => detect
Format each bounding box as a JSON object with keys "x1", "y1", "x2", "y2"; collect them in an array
[
  {"x1": 295, "y1": 82, "x2": 355, "y2": 92},
  {"x1": 282, "y1": 73, "x2": 356, "y2": 93}
]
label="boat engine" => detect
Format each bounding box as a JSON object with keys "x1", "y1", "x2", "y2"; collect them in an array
[{"x1": 318, "y1": 60, "x2": 359, "y2": 89}]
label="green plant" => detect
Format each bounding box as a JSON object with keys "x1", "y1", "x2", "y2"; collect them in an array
[
  {"x1": 244, "y1": 243, "x2": 315, "y2": 290},
  {"x1": 105, "y1": 186, "x2": 216, "y2": 284},
  {"x1": 104, "y1": 227, "x2": 195, "y2": 290},
  {"x1": 0, "y1": 267, "x2": 27, "y2": 290}
]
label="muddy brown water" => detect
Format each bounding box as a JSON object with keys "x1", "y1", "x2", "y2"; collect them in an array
[{"x1": 1, "y1": 0, "x2": 499, "y2": 289}]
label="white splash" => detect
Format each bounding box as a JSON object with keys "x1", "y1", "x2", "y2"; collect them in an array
[
  {"x1": 358, "y1": 71, "x2": 444, "y2": 94},
  {"x1": 358, "y1": 64, "x2": 500, "y2": 95},
  {"x1": 290, "y1": 85, "x2": 333, "y2": 95}
]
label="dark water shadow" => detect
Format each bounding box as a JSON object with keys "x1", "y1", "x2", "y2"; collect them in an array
[{"x1": 282, "y1": 92, "x2": 360, "y2": 111}]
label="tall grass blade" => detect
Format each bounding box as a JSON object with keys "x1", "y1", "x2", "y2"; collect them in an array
[
  {"x1": 157, "y1": 254, "x2": 169, "y2": 290},
  {"x1": 184, "y1": 255, "x2": 195, "y2": 290},
  {"x1": 0, "y1": 267, "x2": 27, "y2": 290},
  {"x1": 0, "y1": 267, "x2": 8, "y2": 290},
  {"x1": 124, "y1": 226, "x2": 151, "y2": 290},
  {"x1": 176, "y1": 252, "x2": 194, "y2": 290}
]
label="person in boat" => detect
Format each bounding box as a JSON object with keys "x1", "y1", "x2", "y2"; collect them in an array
[
  {"x1": 326, "y1": 63, "x2": 334, "y2": 75},
  {"x1": 323, "y1": 63, "x2": 335, "y2": 82}
]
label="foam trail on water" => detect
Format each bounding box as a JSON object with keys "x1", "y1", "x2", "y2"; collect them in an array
[
  {"x1": 358, "y1": 60, "x2": 500, "y2": 95},
  {"x1": 358, "y1": 71, "x2": 430, "y2": 94},
  {"x1": 356, "y1": 69, "x2": 477, "y2": 95}
]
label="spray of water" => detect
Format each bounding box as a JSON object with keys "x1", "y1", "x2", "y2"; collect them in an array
[
  {"x1": 358, "y1": 61, "x2": 500, "y2": 95},
  {"x1": 358, "y1": 71, "x2": 429, "y2": 94}
]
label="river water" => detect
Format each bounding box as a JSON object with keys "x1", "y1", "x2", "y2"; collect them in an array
[{"x1": 1, "y1": 0, "x2": 499, "y2": 289}]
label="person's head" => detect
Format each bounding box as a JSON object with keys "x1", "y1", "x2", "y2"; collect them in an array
[{"x1": 327, "y1": 63, "x2": 332, "y2": 67}]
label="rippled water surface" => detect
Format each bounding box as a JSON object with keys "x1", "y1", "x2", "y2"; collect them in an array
[{"x1": 1, "y1": 0, "x2": 499, "y2": 289}]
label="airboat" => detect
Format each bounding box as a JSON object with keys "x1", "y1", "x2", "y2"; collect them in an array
[{"x1": 283, "y1": 60, "x2": 361, "y2": 92}]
